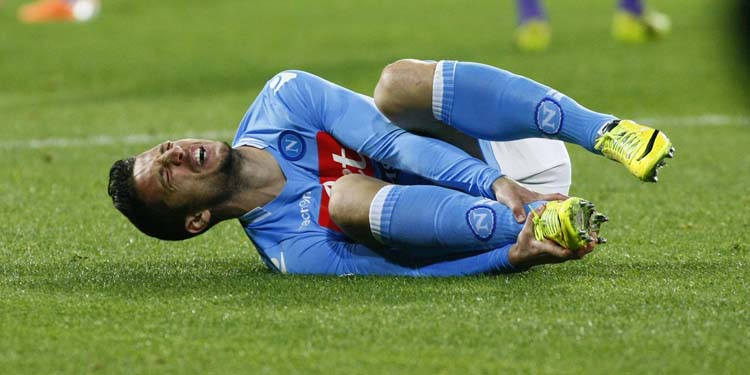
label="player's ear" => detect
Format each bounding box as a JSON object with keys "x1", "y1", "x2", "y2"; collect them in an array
[{"x1": 185, "y1": 210, "x2": 211, "y2": 234}]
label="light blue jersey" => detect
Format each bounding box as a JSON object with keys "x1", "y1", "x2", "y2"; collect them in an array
[{"x1": 232, "y1": 71, "x2": 505, "y2": 276}]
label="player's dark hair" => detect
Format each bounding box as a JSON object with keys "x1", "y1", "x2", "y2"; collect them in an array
[{"x1": 107, "y1": 157, "x2": 198, "y2": 241}]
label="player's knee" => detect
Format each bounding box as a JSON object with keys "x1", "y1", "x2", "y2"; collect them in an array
[
  {"x1": 330, "y1": 173, "x2": 364, "y2": 196},
  {"x1": 330, "y1": 174, "x2": 388, "y2": 231},
  {"x1": 374, "y1": 59, "x2": 434, "y2": 118},
  {"x1": 328, "y1": 174, "x2": 364, "y2": 225},
  {"x1": 374, "y1": 61, "x2": 408, "y2": 117},
  {"x1": 379, "y1": 59, "x2": 417, "y2": 87}
]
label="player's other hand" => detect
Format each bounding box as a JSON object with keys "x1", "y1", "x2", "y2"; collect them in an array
[
  {"x1": 508, "y1": 209, "x2": 596, "y2": 269},
  {"x1": 491, "y1": 176, "x2": 567, "y2": 223}
]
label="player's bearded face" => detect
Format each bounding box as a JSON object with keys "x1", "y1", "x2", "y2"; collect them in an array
[{"x1": 133, "y1": 139, "x2": 241, "y2": 212}]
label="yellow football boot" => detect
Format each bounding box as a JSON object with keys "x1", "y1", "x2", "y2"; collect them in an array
[
  {"x1": 515, "y1": 19, "x2": 551, "y2": 52},
  {"x1": 532, "y1": 197, "x2": 608, "y2": 251},
  {"x1": 612, "y1": 9, "x2": 671, "y2": 44},
  {"x1": 595, "y1": 120, "x2": 674, "y2": 182}
]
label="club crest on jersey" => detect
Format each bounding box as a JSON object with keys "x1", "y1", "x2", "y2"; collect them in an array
[
  {"x1": 535, "y1": 98, "x2": 564, "y2": 135},
  {"x1": 466, "y1": 205, "x2": 496, "y2": 241},
  {"x1": 278, "y1": 130, "x2": 306, "y2": 161}
]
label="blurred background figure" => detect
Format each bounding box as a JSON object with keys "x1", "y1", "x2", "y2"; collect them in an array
[
  {"x1": 515, "y1": 0, "x2": 671, "y2": 52},
  {"x1": 18, "y1": 0, "x2": 100, "y2": 23}
]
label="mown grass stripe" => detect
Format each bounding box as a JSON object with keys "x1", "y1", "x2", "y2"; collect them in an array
[{"x1": 1, "y1": 114, "x2": 746, "y2": 151}]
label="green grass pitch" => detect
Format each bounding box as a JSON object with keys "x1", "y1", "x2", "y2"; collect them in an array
[{"x1": 1, "y1": 0, "x2": 749, "y2": 373}]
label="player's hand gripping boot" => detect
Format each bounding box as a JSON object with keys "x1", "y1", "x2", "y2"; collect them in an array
[
  {"x1": 532, "y1": 197, "x2": 608, "y2": 251},
  {"x1": 595, "y1": 119, "x2": 674, "y2": 182}
]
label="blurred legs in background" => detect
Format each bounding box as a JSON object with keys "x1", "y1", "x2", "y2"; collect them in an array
[
  {"x1": 514, "y1": 0, "x2": 551, "y2": 52},
  {"x1": 513, "y1": 0, "x2": 671, "y2": 52},
  {"x1": 612, "y1": 0, "x2": 671, "y2": 44}
]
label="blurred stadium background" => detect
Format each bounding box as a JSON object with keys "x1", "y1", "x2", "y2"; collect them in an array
[{"x1": 1, "y1": 0, "x2": 748, "y2": 373}]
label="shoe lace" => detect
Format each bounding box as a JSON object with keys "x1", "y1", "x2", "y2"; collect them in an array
[
  {"x1": 531, "y1": 207, "x2": 561, "y2": 242},
  {"x1": 596, "y1": 128, "x2": 644, "y2": 162}
]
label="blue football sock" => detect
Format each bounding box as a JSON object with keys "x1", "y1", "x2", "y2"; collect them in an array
[
  {"x1": 369, "y1": 184, "x2": 545, "y2": 271},
  {"x1": 432, "y1": 60, "x2": 617, "y2": 153}
]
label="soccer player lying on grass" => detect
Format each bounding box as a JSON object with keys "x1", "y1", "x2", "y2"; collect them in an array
[{"x1": 108, "y1": 59, "x2": 674, "y2": 276}]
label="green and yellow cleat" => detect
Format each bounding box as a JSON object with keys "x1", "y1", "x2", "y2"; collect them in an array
[
  {"x1": 612, "y1": 9, "x2": 671, "y2": 44},
  {"x1": 532, "y1": 197, "x2": 608, "y2": 251},
  {"x1": 595, "y1": 119, "x2": 674, "y2": 182},
  {"x1": 514, "y1": 19, "x2": 551, "y2": 52}
]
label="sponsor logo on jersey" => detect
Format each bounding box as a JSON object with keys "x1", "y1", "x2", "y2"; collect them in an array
[
  {"x1": 535, "y1": 98, "x2": 564, "y2": 135},
  {"x1": 466, "y1": 205, "x2": 496, "y2": 241},
  {"x1": 298, "y1": 190, "x2": 313, "y2": 229},
  {"x1": 278, "y1": 130, "x2": 306, "y2": 161},
  {"x1": 316, "y1": 131, "x2": 376, "y2": 232}
]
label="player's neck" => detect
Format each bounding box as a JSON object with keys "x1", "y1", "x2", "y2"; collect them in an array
[{"x1": 211, "y1": 146, "x2": 286, "y2": 220}]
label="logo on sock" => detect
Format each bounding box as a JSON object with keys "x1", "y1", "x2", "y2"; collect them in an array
[
  {"x1": 278, "y1": 130, "x2": 306, "y2": 161},
  {"x1": 466, "y1": 205, "x2": 496, "y2": 241},
  {"x1": 535, "y1": 98, "x2": 564, "y2": 135}
]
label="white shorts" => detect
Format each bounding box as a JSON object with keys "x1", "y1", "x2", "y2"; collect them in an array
[{"x1": 479, "y1": 138, "x2": 571, "y2": 195}]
